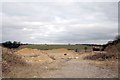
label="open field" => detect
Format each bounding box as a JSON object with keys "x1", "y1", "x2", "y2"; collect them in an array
[{"x1": 26, "y1": 44, "x2": 92, "y2": 50}]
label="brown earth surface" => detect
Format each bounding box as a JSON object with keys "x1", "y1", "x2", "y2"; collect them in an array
[{"x1": 2, "y1": 48, "x2": 118, "y2": 78}]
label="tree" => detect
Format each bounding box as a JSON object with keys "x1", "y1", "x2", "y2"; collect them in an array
[
  {"x1": 102, "y1": 35, "x2": 120, "y2": 51},
  {"x1": 2, "y1": 41, "x2": 21, "y2": 48},
  {"x1": 84, "y1": 47, "x2": 87, "y2": 52}
]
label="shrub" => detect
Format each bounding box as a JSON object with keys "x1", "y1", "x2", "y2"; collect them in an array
[
  {"x1": 84, "y1": 47, "x2": 88, "y2": 52},
  {"x1": 2, "y1": 41, "x2": 21, "y2": 48}
]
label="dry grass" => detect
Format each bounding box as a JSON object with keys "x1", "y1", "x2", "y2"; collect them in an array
[
  {"x1": 2, "y1": 47, "x2": 28, "y2": 77},
  {"x1": 78, "y1": 52, "x2": 118, "y2": 72},
  {"x1": 83, "y1": 51, "x2": 118, "y2": 61}
]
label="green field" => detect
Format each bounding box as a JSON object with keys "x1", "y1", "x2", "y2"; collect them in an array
[{"x1": 26, "y1": 44, "x2": 92, "y2": 50}]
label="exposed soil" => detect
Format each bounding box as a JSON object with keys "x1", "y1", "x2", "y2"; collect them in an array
[
  {"x1": 41, "y1": 59, "x2": 118, "y2": 78},
  {"x1": 2, "y1": 48, "x2": 118, "y2": 78}
]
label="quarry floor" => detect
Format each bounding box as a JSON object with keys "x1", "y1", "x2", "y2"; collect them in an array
[
  {"x1": 41, "y1": 59, "x2": 118, "y2": 78},
  {"x1": 3, "y1": 48, "x2": 118, "y2": 78}
]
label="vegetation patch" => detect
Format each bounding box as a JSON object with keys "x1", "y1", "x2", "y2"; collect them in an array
[
  {"x1": 26, "y1": 44, "x2": 92, "y2": 51},
  {"x1": 2, "y1": 47, "x2": 28, "y2": 76},
  {"x1": 84, "y1": 52, "x2": 118, "y2": 61}
]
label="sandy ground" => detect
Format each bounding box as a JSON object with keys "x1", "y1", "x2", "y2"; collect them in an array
[
  {"x1": 3, "y1": 48, "x2": 118, "y2": 78},
  {"x1": 41, "y1": 59, "x2": 118, "y2": 78}
]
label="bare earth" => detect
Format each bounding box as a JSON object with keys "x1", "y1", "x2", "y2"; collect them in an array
[
  {"x1": 4, "y1": 48, "x2": 118, "y2": 78},
  {"x1": 41, "y1": 59, "x2": 118, "y2": 78}
]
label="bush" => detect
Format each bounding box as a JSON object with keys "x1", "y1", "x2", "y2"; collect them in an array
[
  {"x1": 102, "y1": 35, "x2": 120, "y2": 51},
  {"x1": 84, "y1": 47, "x2": 87, "y2": 52},
  {"x1": 84, "y1": 52, "x2": 117, "y2": 61},
  {"x1": 2, "y1": 41, "x2": 21, "y2": 48}
]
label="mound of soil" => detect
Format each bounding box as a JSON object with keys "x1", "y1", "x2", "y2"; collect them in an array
[
  {"x1": 2, "y1": 47, "x2": 28, "y2": 76},
  {"x1": 16, "y1": 48, "x2": 41, "y2": 55},
  {"x1": 45, "y1": 48, "x2": 78, "y2": 60},
  {"x1": 24, "y1": 54, "x2": 53, "y2": 63},
  {"x1": 103, "y1": 39, "x2": 120, "y2": 59},
  {"x1": 16, "y1": 48, "x2": 53, "y2": 63},
  {"x1": 84, "y1": 52, "x2": 117, "y2": 61},
  {"x1": 105, "y1": 42, "x2": 120, "y2": 57},
  {"x1": 84, "y1": 40, "x2": 120, "y2": 61},
  {"x1": 2, "y1": 48, "x2": 27, "y2": 66}
]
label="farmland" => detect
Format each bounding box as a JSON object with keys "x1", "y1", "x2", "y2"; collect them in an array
[{"x1": 26, "y1": 44, "x2": 92, "y2": 50}]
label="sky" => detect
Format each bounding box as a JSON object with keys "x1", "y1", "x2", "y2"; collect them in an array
[{"x1": 1, "y1": 1, "x2": 118, "y2": 44}]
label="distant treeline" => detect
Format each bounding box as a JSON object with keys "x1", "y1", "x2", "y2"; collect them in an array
[
  {"x1": 79, "y1": 44, "x2": 102, "y2": 46},
  {"x1": 2, "y1": 41, "x2": 21, "y2": 48},
  {"x1": 2, "y1": 35, "x2": 120, "y2": 49},
  {"x1": 2, "y1": 41, "x2": 29, "y2": 48}
]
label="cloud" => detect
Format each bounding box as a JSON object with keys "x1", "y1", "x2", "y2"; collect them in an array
[
  {"x1": 1, "y1": 0, "x2": 119, "y2": 2},
  {"x1": 2, "y1": 2, "x2": 118, "y2": 44}
]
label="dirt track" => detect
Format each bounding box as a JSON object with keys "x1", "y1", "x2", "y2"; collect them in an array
[{"x1": 41, "y1": 59, "x2": 118, "y2": 78}]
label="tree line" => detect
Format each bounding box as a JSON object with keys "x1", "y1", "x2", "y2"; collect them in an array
[{"x1": 2, "y1": 41, "x2": 21, "y2": 48}]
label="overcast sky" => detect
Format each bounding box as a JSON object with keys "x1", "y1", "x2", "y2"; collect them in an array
[{"x1": 1, "y1": 2, "x2": 118, "y2": 44}]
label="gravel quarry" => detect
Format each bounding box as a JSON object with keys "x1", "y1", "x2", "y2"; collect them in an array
[{"x1": 2, "y1": 48, "x2": 118, "y2": 78}]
